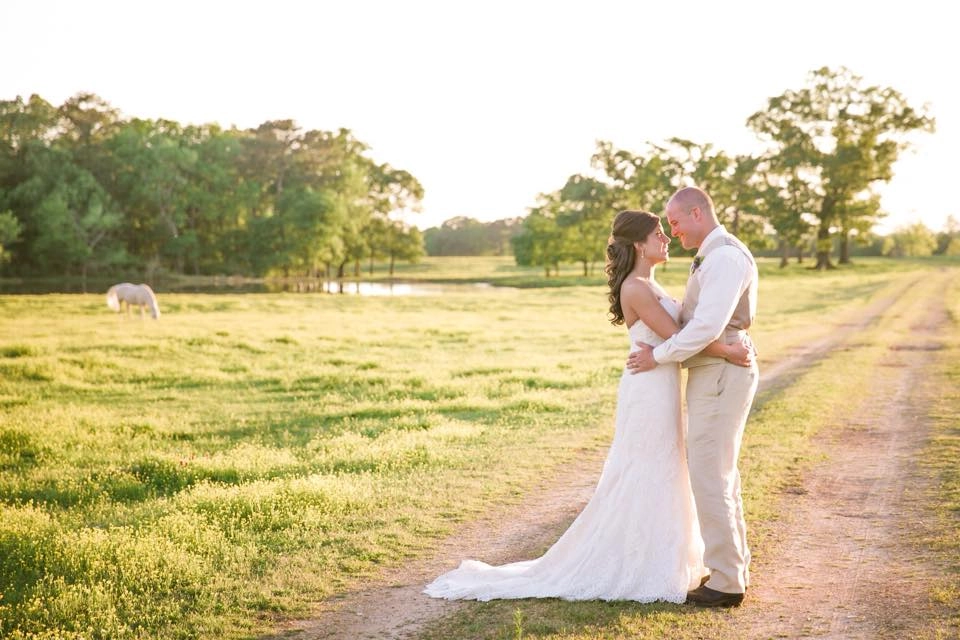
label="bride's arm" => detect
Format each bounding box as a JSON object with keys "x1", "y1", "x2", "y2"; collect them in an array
[{"x1": 622, "y1": 281, "x2": 679, "y2": 340}]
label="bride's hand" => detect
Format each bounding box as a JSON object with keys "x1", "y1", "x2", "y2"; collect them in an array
[{"x1": 723, "y1": 337, "x2": 756, "y2": 367}]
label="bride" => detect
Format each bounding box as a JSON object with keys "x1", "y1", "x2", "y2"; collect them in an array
[{"x1": 424, "y1": 210, "x2": 752, "y2": 603}]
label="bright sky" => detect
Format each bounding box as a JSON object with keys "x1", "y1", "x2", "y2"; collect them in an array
[{"x1": 3, "y1": 0, "x2": 957, "y2": 233}]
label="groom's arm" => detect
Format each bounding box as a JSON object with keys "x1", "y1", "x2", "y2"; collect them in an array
[{"x1": 652, "y1": 248, "x2": 751, "y2": 365}]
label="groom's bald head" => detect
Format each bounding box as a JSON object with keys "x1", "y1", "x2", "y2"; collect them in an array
[
  {"x1": 665, "y1": 186, "x2": 720, "y2": 250},
  {"x1": 669, "y1": 187, "x2": 718, "y2": 222}
]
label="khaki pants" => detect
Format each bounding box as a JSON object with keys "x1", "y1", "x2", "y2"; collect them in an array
[{"x1": 686, "y1": 361, "x2": 759, "y2": 594}]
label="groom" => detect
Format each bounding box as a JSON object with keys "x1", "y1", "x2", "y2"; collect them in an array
[{"x1": 627, "y1": 186, "x2": 759, "y2": 608}]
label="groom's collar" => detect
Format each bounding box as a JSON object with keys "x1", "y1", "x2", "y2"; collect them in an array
[{"x1": 695, "y1": 226, "x2": 727, "y2": 257}]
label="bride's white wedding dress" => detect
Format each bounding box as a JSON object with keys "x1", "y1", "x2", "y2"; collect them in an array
[{"x1": 424, "y1": 295, "x2": 705, "y2": 603}]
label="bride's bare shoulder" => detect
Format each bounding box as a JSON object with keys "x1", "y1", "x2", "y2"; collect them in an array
[{"x1": 620, "y1": 277, "x2": 660, "y2": 303}]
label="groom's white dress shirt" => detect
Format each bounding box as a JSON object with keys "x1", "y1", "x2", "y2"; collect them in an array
[{"x1": 652, "y1": 226, "x2": 757, "y2": 364}]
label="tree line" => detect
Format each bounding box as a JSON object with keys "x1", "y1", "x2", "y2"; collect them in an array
[
  {"x1": 1, "y1": 68, "x2": 947, "y2": 284},
  {"x1": 510, "y1": 67, "x2": 938, "y2": 275},
  {"x1": 423, "y1": 216, "x2": 523, "y2": 256},
  {"x1": 0, "y1": 94, "x2": 425, "y2": 284}
]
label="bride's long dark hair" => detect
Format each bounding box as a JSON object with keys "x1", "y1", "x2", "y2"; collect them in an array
[{"x1": 605, "y1": 210, "x2": 661, "y2": 325}]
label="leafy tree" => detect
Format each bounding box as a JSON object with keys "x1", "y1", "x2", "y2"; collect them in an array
[
  {"x1": 748, "y1": 67, "x2": 934, "y2": 269},
  {"x1": 943, "y1": 236, "x2": 960, "y2": 257},
  {"x1": 383, "y1": 220, "x2": 424, "y2": 275},
  {"x1": 883, "y1": 222, "x2": 937, "y2": 257},
  {"x1": 512, "y1": 202, "x2": 563, "y2": 276},
  {"x1": 0, "y1": 95, "x2": 427, "y2": 280},
  {"x1": 590, "y1": 140, "x2": 676, "y2": 212},
  {"x1": 424, "y1": 217, "x2": 490, "y2": 255},
  {"x1": 935, "y1": 215, "x2": 959, "y2": 255},
  {"x1": 0, "y1": 95, "x2": 60, "y2": 270},
  {"x1": 57, "y1": 93, "x2": 120, "y2": 149},
  {"x1": 423, "y1": 217, "x2": 523, "y2": 256},
  {"x1": 363, "y1": 161, "x2": 424, "y2": 273},
  {"x1": 99, "y1": 118, "x2": 195, "y2": 273},
  {"x1": 555, "y1": 174, "x2": 612, "y2": 276},
  {"x1": 656, "y1": 139, "x2": 769, "y2": 250},
  {"x1": 0, "y1": 209, "x2": 22, "y2": 266},
  {"x1": 178, "y1": 125, "x2": 249, "y2": 274},
  {"x1": 759, "y1": 172, "x2": 817, "y2": 267},
  {"x1": 486, "y1": 217, "x2": 523, "y2": 255},
  {"x1": 13, "y1": 147, "x2": 123, "y2": 285}
]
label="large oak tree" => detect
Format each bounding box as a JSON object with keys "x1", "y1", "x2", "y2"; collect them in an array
[{"x1": 747, "y1": 67, "x2": 934, "y2": 269}]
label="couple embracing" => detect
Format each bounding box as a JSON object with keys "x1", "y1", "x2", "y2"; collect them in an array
[{"x1": 426, "y1": 186, "x2": 759, "y2": 608}]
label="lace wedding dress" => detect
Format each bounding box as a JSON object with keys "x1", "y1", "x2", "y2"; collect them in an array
[{"x1": 424, "y1": 296, "x2": 705, "y2": 603}]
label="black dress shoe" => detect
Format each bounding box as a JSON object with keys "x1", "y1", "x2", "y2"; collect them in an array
[{"x1": 685, "y1": 585, "x2": 744, "y2": 608}]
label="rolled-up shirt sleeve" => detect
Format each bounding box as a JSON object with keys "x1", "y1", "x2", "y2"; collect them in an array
[{"x1": 653, "y1": 247, "x2": 752, "y2": 364}]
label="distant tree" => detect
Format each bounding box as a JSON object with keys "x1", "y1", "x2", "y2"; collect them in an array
[
  {"x1": 590, "y1": 140, "x2": 773, "y2": 255},
  {"x1": 883, "y1": 222, "x2": 937, "y2": 257},
  {"x1": 14, "y1": 148, "x2": 123, "y2": 286},
  {"x1": 0, "y1": 94, "x2": 426, "y2": 281},
  {"x1": 0, "y1": 209, "x2": 21, "y2": 266},
  {"x1": 383, "y1": 220, "x2": 424, "y2": 275},
  {"x1": 485, "y1": 217, "x2": 523, "y2": 255},
  {"x1": 747, "y1": 67, "x2": 934, "y2": 269},
  {"x1": 748, "y1": 67, "x2": 934, "y2": 269},
  {"x1": 659, "y1": 139, "x2": 769, "y2": 249},
  {"x1": 179, "y1": 125, "x2": 249, "y2": 274},
  {"x1": 934, "y1": 215, "x2": 959, "y2": 255},
  {"x1": 99, "y1": 118, "x2": 195, "y2": 273},
  {"x1": 554, "y1": 174, "x2": 612, "y2": 276},
  {"x1": 944, "y1": 236, "x2": 960, "y2": 257},
  {"x1": 424, "y1": 217, "x2": 487, "y2": 255},
  {"x1": 512, "y1": 206, "x2": 563, "y2": 276},
  {"x1": 590, "y1": 140, "x2": 676, "y2": 212},
  {"x1": 0, "y1": 94, "x2": 60, "y2": 271},
  {"x1": 756, "y1": 168, "x2": 818, "y2": 267},
  {"x1": 330, "y1": 156, "x2": 374, "y2": 281},
  {"x1": 364, "y1": 161, "x2": 424, "y2": 273},
  {"x1": 57, "y1": 93, "x2": 120, "y2": 149}
]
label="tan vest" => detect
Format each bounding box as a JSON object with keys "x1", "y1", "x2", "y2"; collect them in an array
[{"x1": 681, "y1": 233, "x2": 756, "y2": 368}]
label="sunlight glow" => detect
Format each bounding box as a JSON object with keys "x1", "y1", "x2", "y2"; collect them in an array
[{"x1": 2, "y1": 0, "x2": 956, "y2": 233}]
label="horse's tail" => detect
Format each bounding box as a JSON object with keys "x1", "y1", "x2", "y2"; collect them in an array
[
  {"x1": 141, "y1": 284, "x2": 161, "y2": 319},
  {"x1": 106, "y1": 286, "x2": 120, "y2": 311}
]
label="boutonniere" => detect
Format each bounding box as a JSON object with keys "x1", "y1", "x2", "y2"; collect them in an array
[{"x1": 691, "y1": 255, "x2": 704, "y2": 273}]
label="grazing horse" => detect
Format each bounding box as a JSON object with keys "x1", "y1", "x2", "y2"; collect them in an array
[{"x1": 106, "y1": 283, "x2": 161, "y2": 319}]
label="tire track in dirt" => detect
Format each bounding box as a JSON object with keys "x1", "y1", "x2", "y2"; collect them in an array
[{"x1": 264, "y1": 274, "x2": 927, "y2": 640}]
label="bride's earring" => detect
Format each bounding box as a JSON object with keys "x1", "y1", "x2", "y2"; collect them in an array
[{"x1": 640, "y1": 247, "x2": 646, "y2": 260}]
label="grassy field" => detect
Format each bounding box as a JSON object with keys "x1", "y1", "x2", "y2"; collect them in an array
[{"x1": 0, "y1": 257, "x2": 956, "y2": 639}]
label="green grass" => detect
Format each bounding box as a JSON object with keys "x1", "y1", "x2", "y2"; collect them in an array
[{"x1": 0, "y1": 257, "x2": 956, "y2": 639}]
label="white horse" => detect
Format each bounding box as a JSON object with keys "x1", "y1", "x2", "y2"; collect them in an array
[{"x1": 106, "y1": 283, "x2": 161, "y2": 319}]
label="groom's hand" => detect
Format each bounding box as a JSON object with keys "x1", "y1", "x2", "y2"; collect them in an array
[
  {"x1": 626, "y1": 342, "x2": 657, "y2": 374},
  {"x1": 725, "y1": 335, "x2": 757, "y2": 368}
]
